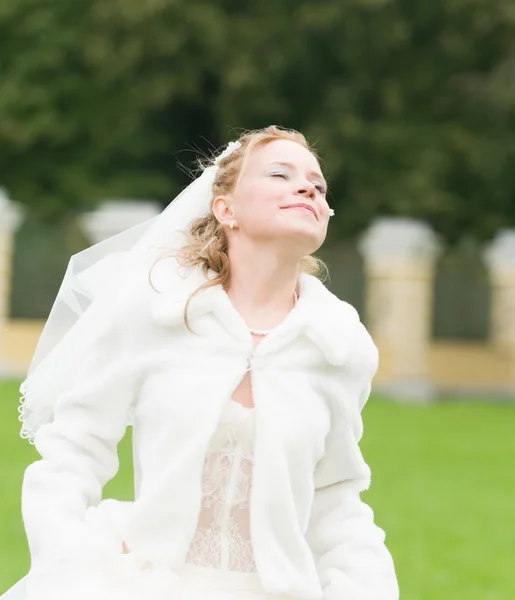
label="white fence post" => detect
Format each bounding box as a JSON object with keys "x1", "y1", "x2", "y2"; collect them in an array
[
  {"x1": 484, "y1": 229, "x2": 515, "y2": 395},
  {"x1": 0, "y1": 188, "x2": 25, "y2": 377},
  {"x1": 78, "y1": 199, "x2": 162, "y2": 244},
  {"x1": 359, "y1": 217, "x2": 442, "y2": 401}
]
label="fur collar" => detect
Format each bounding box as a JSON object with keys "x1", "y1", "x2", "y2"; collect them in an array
[{"x1": 149, "y1": 259, "x2": 363, "y2": 366}]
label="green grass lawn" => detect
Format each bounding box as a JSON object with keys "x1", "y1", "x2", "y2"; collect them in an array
[{"x1": 1, "y1": 379, "x2": 514, "y2": 599}]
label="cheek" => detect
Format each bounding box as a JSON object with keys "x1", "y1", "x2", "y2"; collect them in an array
[
  {"x1": 240, "y1": 187, "x2": 283, "y2": 223},
  {"x1": 318, "y1": 197, "x2": 331, "y2": 214}
]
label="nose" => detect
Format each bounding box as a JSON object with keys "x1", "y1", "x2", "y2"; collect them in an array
[{"x1": 296, "y1": 181, "x2": 316, "y2": 200}]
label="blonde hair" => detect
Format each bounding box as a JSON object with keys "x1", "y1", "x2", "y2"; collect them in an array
[{"x1": 149, "y1": 125, "x2": 328, "y2": 331}]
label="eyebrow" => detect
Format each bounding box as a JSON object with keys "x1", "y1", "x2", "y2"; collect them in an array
[{"x1": 268, "y1": 161, "x2": 327, "y2": 186}]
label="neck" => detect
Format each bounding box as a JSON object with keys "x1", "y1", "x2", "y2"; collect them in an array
[{"x1": 225, "y1": 243, "x2": 300, "y2": 332}]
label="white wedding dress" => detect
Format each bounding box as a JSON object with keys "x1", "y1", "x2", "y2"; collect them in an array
[{"x1": 2, "y1": 398, "x2": 296, "y2": 600}]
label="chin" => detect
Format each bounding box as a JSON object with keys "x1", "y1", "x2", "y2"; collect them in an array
[{"x1": 280, "y1": 227, "x2": 325, "y2": 255}]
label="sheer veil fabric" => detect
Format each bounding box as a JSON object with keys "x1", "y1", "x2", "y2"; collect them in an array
[{"x1": 18, "y1": 143, "x2": 242, "y2": 445}]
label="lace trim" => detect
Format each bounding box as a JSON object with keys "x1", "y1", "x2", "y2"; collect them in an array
[
  {"x1": 186, "y1": 409, "x2": 257, "y2": 573},
  {"x1": 186, "y1": 515, "x2": 257, "y2": 572},
  {"x1": 18, "y1": 379, "x2": 54, "y2": 445},
  {"x1": 18, "y1": 379, "x2": 33, "y2": 443}
]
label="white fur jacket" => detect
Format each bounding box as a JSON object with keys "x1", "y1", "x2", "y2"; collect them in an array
[{"x1": 19, "y1": 252, "x2": 399, "y2": 600}]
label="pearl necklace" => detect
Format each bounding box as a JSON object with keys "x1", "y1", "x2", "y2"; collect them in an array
[{"x1": 248, "y1": 291, "x2": 298, "y2": 336}]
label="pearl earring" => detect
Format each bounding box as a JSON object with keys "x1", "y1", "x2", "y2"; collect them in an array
[{"x1": 230, "y1": 221, "x2": 235, "y2": 230}]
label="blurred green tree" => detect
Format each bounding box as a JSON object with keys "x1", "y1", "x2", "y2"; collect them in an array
[
  {"x1": 0, "y1": 0, "x2": 225, "y2": 220},
  {"x1": 0, "y1": 0, "x2": 514, "y2": 243},
  {"x1": 212, "y1": 0, "x2": 515, "y2": 243}
]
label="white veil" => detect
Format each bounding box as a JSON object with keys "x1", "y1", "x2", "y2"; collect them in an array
[{"x1": 18, "y1": 141, "x2": 242, "y2": 443}]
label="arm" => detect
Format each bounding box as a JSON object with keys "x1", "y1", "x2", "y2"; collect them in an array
[
  {"x1": 305, "y1": 332, "x2": 399, "y2": 600},
  {"x1": 21, "y1": 302, "x2": 139, "y2": 575}
]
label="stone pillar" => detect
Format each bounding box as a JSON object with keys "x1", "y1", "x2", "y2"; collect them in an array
[
  {"x1": 484, "y1": 230, "x2": 515, "y2": 391},
  {"x1": 78, "y1": 199, "x2": 162, "y2": 244},
  {"x1": 359, "y1": 217, "x2": 442, "y2": 401},
  {"x1": 0, "y1": 188, "x2": 25, "y2": 376}
]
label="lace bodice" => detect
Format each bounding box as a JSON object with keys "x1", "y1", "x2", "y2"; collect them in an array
[{"x1": 185, "y1": 399, "x2": 257, "y2": 572}]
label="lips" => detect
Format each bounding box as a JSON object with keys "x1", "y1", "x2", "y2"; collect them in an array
[{"x1": 281, "y1": 203, "x2": 318, "y2": 219}]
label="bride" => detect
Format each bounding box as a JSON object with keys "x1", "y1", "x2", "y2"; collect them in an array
[{"x1": 2, "y1": 126, "x2": 399, "y2": 600}]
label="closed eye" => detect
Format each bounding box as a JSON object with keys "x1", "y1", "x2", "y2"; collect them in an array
[{"x1": 271, "y1": 171, "x2": 326, "y2": 194}]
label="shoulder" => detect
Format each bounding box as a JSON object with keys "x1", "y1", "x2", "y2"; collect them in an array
[
  {"x1": 345, "y1": 317, "x2": 379, "y2": 382},
  {"x1": 300, "y1": 273, "x2": 378, "y2": 376}
]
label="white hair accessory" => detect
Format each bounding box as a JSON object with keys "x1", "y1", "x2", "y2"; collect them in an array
[{"x1": 214, "y1": 141, "x2": 242, "y2": 165}]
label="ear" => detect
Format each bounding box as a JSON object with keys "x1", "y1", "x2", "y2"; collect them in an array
[{"x1": 212, "y1": 194, "x2": 236, "y2": 227}]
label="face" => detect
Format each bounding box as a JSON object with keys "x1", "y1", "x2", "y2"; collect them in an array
[{"x1": 213, "y1": 139, "x2": 331, "y2": 256}]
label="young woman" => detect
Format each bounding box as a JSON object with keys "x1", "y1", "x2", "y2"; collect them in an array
[{"x1": 2, "y1": 126, "x2": 399, "y2": 600}]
